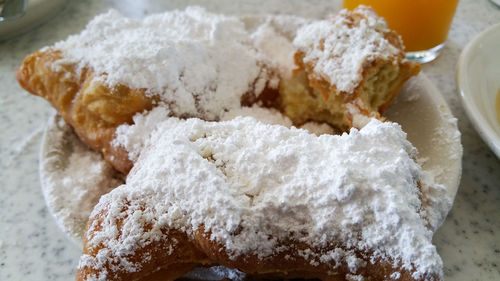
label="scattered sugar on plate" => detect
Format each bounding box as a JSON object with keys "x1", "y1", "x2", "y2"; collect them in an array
[
  {"x1": 35, "y1": 8, "x2": 461, "y2": 280},
  {"x1": 40, "y1": 115, "x2": 123, "y2": 245}
]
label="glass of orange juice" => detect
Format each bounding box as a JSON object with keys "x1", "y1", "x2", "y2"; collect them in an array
[{"x1": 343, "y1": 0, "x2": 459, "y2": 63}]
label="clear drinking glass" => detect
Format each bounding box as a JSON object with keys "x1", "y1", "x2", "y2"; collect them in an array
[
  {"x1": 342, "y1": 0, "x2": 459, "y2": 63},
  {"x1": 0, "y1": 0, "x2": 27, "y2": 21}
]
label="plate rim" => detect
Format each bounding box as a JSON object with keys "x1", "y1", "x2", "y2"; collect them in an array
[
  {"x1": 39, "y1": 73, "x2": 463, "y2": 248},
  {"x1": 417, "y1": 73, "x2": 462, "y2": 201},
  {"x1": 39, "y1": 113, "x2": 85, "y2": 247},
  {"x1": 37, "y1": 13, "x2": 463, "y2": 250}
]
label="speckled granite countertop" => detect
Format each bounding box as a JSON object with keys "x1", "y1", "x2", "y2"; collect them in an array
[{"x1": 0, "y1": 0, "x2": 499, "y2": 280}]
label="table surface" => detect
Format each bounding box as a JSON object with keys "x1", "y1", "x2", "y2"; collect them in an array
[{"x1": 0, "y1": 0, "x2": 499, "y2": 280}]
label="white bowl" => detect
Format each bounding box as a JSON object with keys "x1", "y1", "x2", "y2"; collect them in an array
[{"x1": 457, "y1": 23, "x2": 500, "y2": 158}]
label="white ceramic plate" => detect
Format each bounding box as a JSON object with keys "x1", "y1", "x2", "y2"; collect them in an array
[
  {"x1": 39, "y1": 73, "x2": 462, "y2": 280},
  {"x1": 38, "y1": 14, "x2": 462, "y2": 280},
  {"x1": 385, "y1": 74, "x2": 462, "y2": 202},
  {"x1": 457, "y1": 23, "x2": 500, "y2": 158},
  {"x1": 39, "y1": 114, "x2": 124, "y2": 246},
  {"x1": 39, "y1": 73, "x2": 463, "y2": 248}
]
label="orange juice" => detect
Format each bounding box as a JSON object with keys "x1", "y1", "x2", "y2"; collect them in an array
[{"x1": 342, "y1": 0, "x2": 458, "y2": 52}]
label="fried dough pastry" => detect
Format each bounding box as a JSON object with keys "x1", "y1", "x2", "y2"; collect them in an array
[
  {"x1": 15, "y1": 8, "x2": 278, "y2": 174},
  {"x1": 15, "y1": 6, "x2": 434, "y2": 281},
  {"x1": 76, "y1": 116, "x2": 442, "y2": 281},
  {"x1": 15, "y1": 48, "x2": 276, "y2": 175},
  {"x1": 16, "y1": 50, "x2": 153, "y2": 173},
  {"x1": 280, "y1": 6, "x2": 420, "y2": 131},
  {"x1": 16, "y1": 7, "x2": 418, "y2": 175}
]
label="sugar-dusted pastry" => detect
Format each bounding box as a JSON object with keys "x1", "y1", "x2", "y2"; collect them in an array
[
  {"x1": 16, "y1": 6, "x2": 418, "y2": 174},
  {"x1": 16, "y1": 49, "x2": 154, "y2": 174},
  {"x1": 16, "y1": 7, "x2": 279, "y2": 174},
  {"x1": 15, "y1": 6, "x2": 436, "y2": 281},
  {"x1": 77, "y1": 114, "x2": 443, "y2": 281},
  {"x1": 280, "y1": 6, "x2": 420, "y2": 131}
]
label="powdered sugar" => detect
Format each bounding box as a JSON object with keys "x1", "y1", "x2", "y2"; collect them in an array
[
  {"x1": 221, "y1": 105, "x2": 293, "y2": 127},
  {"x1": 51, "y1": 7, "x2": 277, "y2": 120},
  {"x1": 391, "y1": 271, "x2": 402, "y2": 279},
  {"x1": 300, "y1": 121, "x2": 335, "y2": 135},
  {"x1": 40, "y1": 115, "x2": 123, "y2": 245},
  {"x1": 250, "y1": 16, "x2": 308, "y2": 78},
  {"x1": 33, "y1": 8, "x2": 461, "y2": 280},
  {"x1": 345, "y1": 100, "x2": 377, "y2": 128},
  {"x1": 293, "y1": 6, "x2": 402, "y2": 93},
  {"x1": 417, "y1": 114, "x2": 461, "y2": 231},
  {"x1": 419, "y1": 170, "x2": 452, "y2": 232},
  {"x1": 113, "y1": 105, "x2": 334, "y2": 163},
  {"x1": 112, "y1": 106, "x2": 171, "y2": 163},
  {"x1": 84, "y1": 117, "x2": 442, "y2": 279}
]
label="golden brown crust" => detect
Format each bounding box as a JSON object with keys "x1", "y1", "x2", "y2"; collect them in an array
[
  {"x1": 15, "y1": 27, "x2": 419, "y2": 171},
  {"x1": 290, "y1": 52, "x2": 419, "y2": 126},
  {"x1": 15, "y1": 50, "x2": 281, "y2": 175},
  {"x1": 76, "y1": 207, "x2": 210, "y2": 281},
  {"x1": 16, "y1": 50, "x2": 154, "y2": 174},
  {"x1": 77, "y1": 214, "x2": 429, "y2": 281},
  {"x1": 279, "y1": 8, "x2": 420, "y2": 132},
  {"x1": 17, "y1": 10, "x2": 425, "y2": 281}
]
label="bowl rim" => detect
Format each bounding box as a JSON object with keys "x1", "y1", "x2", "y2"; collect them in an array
[{"x1": 457, "y1": 22, "x2": 500, "y2": 158}]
